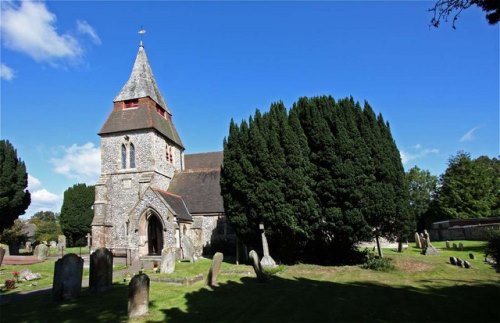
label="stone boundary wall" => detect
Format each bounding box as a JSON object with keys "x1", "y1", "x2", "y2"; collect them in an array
[{"x1": 430, "y1": 223, "x2": 500, "y2": 241}]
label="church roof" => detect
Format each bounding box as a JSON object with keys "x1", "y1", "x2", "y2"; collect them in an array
[
  {"x1": 153, "y1": 189, "x2": 192, "y2": 221},
  {"x1": 114, "y1": 45, "x2": 169, "y2": 113},
  {"x1": 98, "y1": 103, "x2": 184, "y2": 147},
  {"x1": 169, "y1": 151, "x2": 224, "y2": 214}
]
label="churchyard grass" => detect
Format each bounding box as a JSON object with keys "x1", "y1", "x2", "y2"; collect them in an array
[{"x1": 2, "y1": 241, "x2": 499, "y2": 322}]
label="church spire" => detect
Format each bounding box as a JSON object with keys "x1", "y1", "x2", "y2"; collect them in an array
[{"x1": 114, "y1": 45, "x2": 170, "y2": 113}]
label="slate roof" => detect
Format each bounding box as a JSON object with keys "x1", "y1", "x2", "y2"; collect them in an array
[
  {"x1": 114, "y1": 45, "x2": 169, "y2": 113},
  {"x1": 184, "y1": 151, "x2": 223, "y2": 170},
  {"x1": 154, "y1": 189, "x2": 192, "y2": 221},
  {"x1": 99, "y1": 103, "x2": 184, "y2": 148}
]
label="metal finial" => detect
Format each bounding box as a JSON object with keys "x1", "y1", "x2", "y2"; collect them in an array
[{"x1": 138, "y1": 26, "x2": 146, "y2": 46}]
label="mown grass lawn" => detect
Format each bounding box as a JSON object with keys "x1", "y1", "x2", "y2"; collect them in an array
[{"x1": 2, "y1": 241, "x2": 499, "y2": 322}]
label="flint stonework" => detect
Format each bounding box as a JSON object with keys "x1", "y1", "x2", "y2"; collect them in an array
[
  {"x1": 207, "y1": 252, "x2": 223, "y2": 287},
  {"x1": 160, "y1": 247, "x2": 176, "y2": 274},
  {"x1": 52, "y1": 254, "x2": 84, "y2": 301},
  {"x1": 128, "y1": 273, "x2": 150, "y2": 318},
  {"x1": 90, "y1": 248, "x2": 113, "y2": 292}
]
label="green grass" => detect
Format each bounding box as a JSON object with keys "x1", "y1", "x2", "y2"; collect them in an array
[{"x1": 1, "y1": 241, "x2": 499, "y2": 322}]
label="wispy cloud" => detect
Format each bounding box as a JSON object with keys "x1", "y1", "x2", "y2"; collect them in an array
[
  {"x1": 0, "y1": 1, "x2": 100, "y2": 67},
  {"x1": 400, "y1": 144, "x2": 439, "y2": 165},
  {"x1": 459, "y1": 125, "x2": 483, "y2": 142},
  {"x1": 77, "y1": 20, "x2": 101, "y2": 45},
  {"x1": 0, "y1": 63, "x2": 15, "y2": 80},
  {"x1": 50, "y1": 142, "x2": 101, "y2": 183}
]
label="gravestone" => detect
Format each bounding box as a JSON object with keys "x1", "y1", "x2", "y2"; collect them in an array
[
  {"x1": 89, "y1": 248, "x2": 113, "y2": 292},
  {"x1": 420, "y1": 233, "x2": 427, "y2": 249},
  {"x1": 50, "y1": 241, "x2": 57, "y2": 248},
  {"x1": 160, "y1": 247, "x2": 176, "y2": 274},
  {"x1": 0, "y1": 247, "x2": 5, "y2": 266},
  {"x1": 469, "y1": 253, "x2": 475, "y2": 260},
  {"x1": 0, "y1": 243, "x2": 10, "y2": 256},
  {"x1": 456, "y1": 258, "x2": 464, "y2": 267},
  {"x1": 181, "y1": 235, "x2": 196, "y2": 262},
  {"x1": 463, "y1": 260, "x2": 471, "y2": 269},
  {"x1": 259, "y1": 223, "x2": 277, "y2": 269},
  {"x1": 414, "y1": 232, "x2": 422, "y2": 249},
  {"x1": 34, "y1": 243, "x2": 49, "y2": 261},
  {"x1": 249, "y1": 250, "x2": 268, "y2": 282},
  {"x1": 458, "y1": 242, "x2": 464, "y2": 251},
  {"x1": 86, "y1": 233, "x2": 91, "y2": 248},
  {"x1": 449, "y1": 257, "x2": 457, "y2": 265},
  {"x1": 207, "y1": 252, "x2": 224, "y2": 287},
  {"x1": 445, "y1": 241, "x2": 450, "y2": 249},
  {"x1": 128, "y1": 273, "x2": 150, "y2": 318},
  {"x1": 52, "y1": 253, "x2": 84, "y2": 301},
  {"x1": 58, "y1": 235, "x2": 67, "y2": 249},
  {"x1": 25, "y1": 241, "x2": 32, "y2": 252},
  {"x1": 422, "y1": 246, "x2": 438, "y2": 255},
  {"x1": 452, "y1": 243, "x2": 458, "y2": 250},
  {"x1": 423, "y1": 230, "x2": 432, "y2": 248}
]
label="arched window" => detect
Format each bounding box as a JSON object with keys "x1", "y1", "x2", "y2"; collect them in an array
[
  {"x1": 130, "y1": 143, "x2": 136, "y2": 168},
  {"x1": 121, "y1": 144, "x2": 127, "y2": 169}
]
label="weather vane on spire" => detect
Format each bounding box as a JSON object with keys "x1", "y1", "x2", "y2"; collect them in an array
[{"x1": 138, "y1": 26, "x2": 146, "y2": 46}]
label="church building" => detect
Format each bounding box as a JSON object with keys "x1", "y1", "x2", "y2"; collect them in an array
[{"x1": 91, "y1": 42, "x2": 231, "y2": 262}]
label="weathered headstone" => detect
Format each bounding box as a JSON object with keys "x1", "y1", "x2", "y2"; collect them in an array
[
  {"x1": 207, "y1": 252, "x2": 224, "y2": 287},
  {"x1": 449, "y1": 257, "x2": 457, "y2": 265},
  {"x1": 34, "y1": 244, "x2": 49, "y2": 261},
  {"x1": 469, "y1": 253, "x2": 475, "y2": 260},
  {"x1": 414, "y1": 232, "x2": 422, "y2": 249},
  {"x1": 0, "y1": 247, "x2": 5, "y2": 266},
  {"x1": 452, "y1": 243, "x2": 458, "y2": 250},
  {"x1": 0, "y1": 243, "x2": 10, "y2": 256},
  {"x1": 86, "y1": 233, "x2": 91, "y2": 248},
  {"x1": 458, "y1": 242, "x2": 464, "y2": 251},
  {"x1": 58, "y1": 235, "x2": 67, "y2": 249},
  {"x1": 423, "y1": 230, "x2": 432, "y2": 248},
  {"x1": 420, "y1": 233, "x2": 427, "y2": 249},
  {"x1": 259, "y1": 223, "x2": 277, "y2": 269},
  {"x1": 445, "y1": 241, "x2": 450, "y2": 249},
  {"x1": 89, "y1": 248, "x2": 113, "y2": 292},
  {"x1": 52, "y1": 253, "x2": 84, "y2": 301},
  {"x1": 249, "y1": 250, "x2": 268, "y2": 282},
  {"x1": 181, "y1": 235, "x2": 196, "y2": 262},
  {"x1": 50, "y1": 241, "x2": 57, "y2": 248},
  {"x1": 128, "y1": 273, "x2": 150, "y2": 318},
  {"x1": 422, "y1": 246, "x2": 438, "y2": 255},
  {"x1": 25, "y1": 241, "x2": 32, "y2": 252},
  {"x1": 160, "y1": 247, "x2": 176, "y2": 274},
  {"x1": 456, "y1": 258, "x2": 464, "y2": 267},
  {"x1": 463, "y1": 260, "x2": 471, "y2": 269}
]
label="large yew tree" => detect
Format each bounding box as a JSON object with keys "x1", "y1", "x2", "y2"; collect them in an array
[
  {"x1": 59, "y1": 183, "x2": 94, "y2": 246},
  {"x1": 0, "y1": 140, "x2": 31, "y2": 232},
  {"x1": 221, "y1": 96, "x2": 409, "y2": 263}
]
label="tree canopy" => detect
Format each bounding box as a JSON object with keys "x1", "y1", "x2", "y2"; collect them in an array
[
  {"x1": 406, "y1": 166, "x2": 438, "y2": 231},
  {"x1": 430, "y1": 0, "x2": 499, "y2": 28},
  {"x1": 59, "y1": 183, "x2": 95, "y2": 246},
  {"x1": 29, "y1": 211, "x2": 62, "y2": 242},
  {"x1": 0, "y1": 140, "x2": 31, "y2": 232},
  {"x1": 221, "y1": 96, "x2": 408, "y2": 263}
]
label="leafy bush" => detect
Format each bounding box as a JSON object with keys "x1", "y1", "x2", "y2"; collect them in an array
[
  {"x1": 485, "y1": 228, "x2": 500, "y2": 272},
  {"x1": 362, "y1": 252, "x2": 395, "y2": 271}
]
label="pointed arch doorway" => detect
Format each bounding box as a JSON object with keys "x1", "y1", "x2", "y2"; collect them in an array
[{"x1": 148, "y1": 214, "x2": 164, "y2": 255}]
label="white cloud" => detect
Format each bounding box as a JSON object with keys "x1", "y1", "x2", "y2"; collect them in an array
[
  {"x1": 50, "y1": 142, "x2": 101, "y2": 183},
  {"x1": 0, "y1": 1, "x2": 82, "y2": 63},
  {"x1": 0, "y1": 63, "x2": 15, "y2": 80},
  {"x1": 400, "y1": 144, "x2": 439, "y2": 165},
  {"x1": 28, "y1": 174, "x2": 42, "y2": 191},
  {"x1": 76, "y1": 20, "x2": 101, "y2": 45},
  {"x1": 459, "y1": 125, "x2": 482, "y2": 142}
]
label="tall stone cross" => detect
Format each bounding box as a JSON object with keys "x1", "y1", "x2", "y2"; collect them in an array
[{"x1": 259, "y1": 223, "x2": 277, "y2": 269}]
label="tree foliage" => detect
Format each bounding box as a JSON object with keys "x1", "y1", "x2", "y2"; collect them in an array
[
  {"x1": 430, "y1": 0, "x2": 499, "y2": 28},
  {"x1": 437, "y1": 151, "x2": 499, "y2": 219},
  {"x1": 221, "y1": 96, "x2": 408, "y2": 263},
  {"x1": 59, "y1": 183, "x2": 95, "y2": 247},
  {"x1": 29, "y1": 211, "x2": 62, "y2": 242},
  {"x1": 406, "y1": 166, "x2": 438, "y2": 231},
  {"x1": 0, "y1": 140, "x2": 31, "y2": 232}
]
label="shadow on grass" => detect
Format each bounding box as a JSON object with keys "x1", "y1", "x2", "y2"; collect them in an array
[{"x1": 150, "y1": 276, "x2": 500, "y2": 323}]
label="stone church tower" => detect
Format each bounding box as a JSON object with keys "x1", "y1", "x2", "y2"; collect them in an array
[{"x1": 91, "y1": 43, "x2": 190, "y2": 261}]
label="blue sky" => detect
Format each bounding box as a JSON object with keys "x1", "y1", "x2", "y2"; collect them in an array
[{"x1": 1, "y1": 1, "x2": 498, "y2": 218}]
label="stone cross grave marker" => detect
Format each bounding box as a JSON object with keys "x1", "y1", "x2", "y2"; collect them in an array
[
  {"x1": 160, "y1": 247, "x2": 176, "y2": 274},
  {"x1": 52, "y1": 253, "x2": 84, "y2": 301},
  {"x1": 259, "y1": 223, "x2": 277, "y2": 269},
  {"x1": 414, "y1": 232, "x2": 421, "y2": 249},
  {"x1": 128, "y1": 273, "x2": 150, "y2": 318},
  {"x1": 0, "y1": 247, "x2": 5, "y2": 267},
  {"x1": 249, "y1": 250, "x2": 268, "y2": 282},
  {"x1": 89, "y1": 248, "x2": 113, "y2": 292},
  {"x1": 207, "y1": 252, "x2": 224, "y2": 287},
  {"x1": 34, "y1": 244, "x2": 49, "y2": 261}
]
